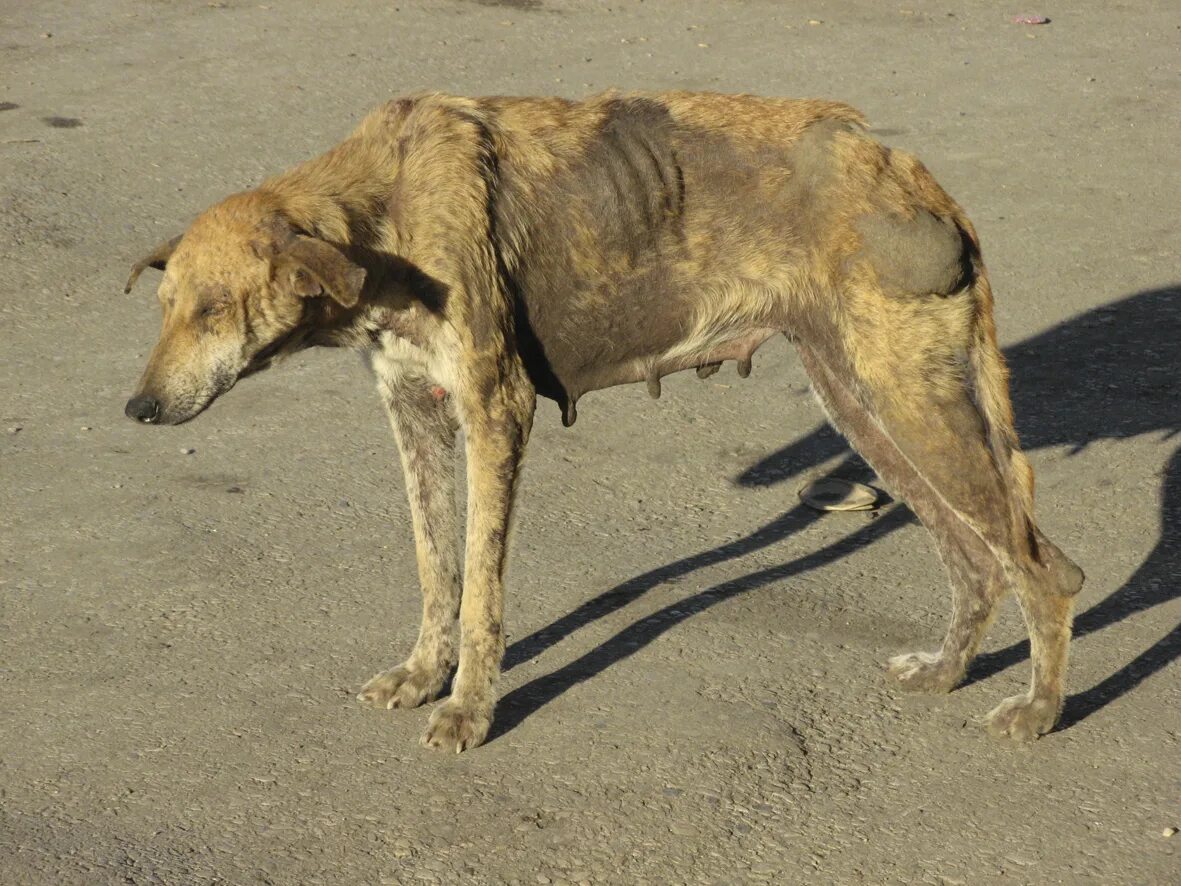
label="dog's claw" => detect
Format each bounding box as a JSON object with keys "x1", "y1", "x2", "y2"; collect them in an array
[
  {"x1": 886, "y1": 651, "x2": 962, "y2": 693},
  {"x1": 357, "y1": 663, "x2": 446, "y2": 710},
  {"x1": 737, "y1": 357, "x2": 752, "y2": 378},
  {"x1": 984, "y1": 693, "x2": 1062, "y2": 741},
  {"x1": 421, "y1": 699, "x2": 492, "y2": 753}
]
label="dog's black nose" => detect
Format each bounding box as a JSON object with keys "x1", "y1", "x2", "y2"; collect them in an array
[{"x1": 125, "y1": 395, "x2": 161, "y2": 423}]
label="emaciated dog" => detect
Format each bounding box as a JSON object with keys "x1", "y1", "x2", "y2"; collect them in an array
[{"x1": 124, "y1": 92, "x2": 1084, "y2": 752}]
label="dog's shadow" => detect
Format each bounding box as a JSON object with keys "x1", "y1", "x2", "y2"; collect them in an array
[{"x1": 490, "y1": 284, "x2": 1181, "y2": 740}]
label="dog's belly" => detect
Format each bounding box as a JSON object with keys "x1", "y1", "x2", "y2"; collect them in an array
[{"x1": 513, "y1": 266, "x2": 782, "y2": 426}]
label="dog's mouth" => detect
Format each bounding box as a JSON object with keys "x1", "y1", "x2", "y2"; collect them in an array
[
  {"x1": 130, "y1": 328, "x2": 310, "y2": 426},
  {"x1": 135, "y1": 359, "x2": 246, "y2": 427}
]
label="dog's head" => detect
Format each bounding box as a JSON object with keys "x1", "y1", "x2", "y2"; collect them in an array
[{"x1": 123, "y1": 192, "x2": 366, "y2": 425}]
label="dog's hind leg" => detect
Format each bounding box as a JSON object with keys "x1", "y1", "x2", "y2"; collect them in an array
[
  {"x1": 795, "y1": 272, "x2": 1082, "y2": 739},
  {"x1": 888, "y1": 526, "x2": 1006, "y2": 694},
  {"x1": 358, "y1": 369, "x2": 462, "y2": 711},
  {"x1": 798, "y1": 342, "x2": 1007, "y2": 694}
]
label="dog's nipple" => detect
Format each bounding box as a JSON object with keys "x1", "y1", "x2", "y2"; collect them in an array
[{"x1": 696, "y1": 362, "x2": 721, "y2": 380}]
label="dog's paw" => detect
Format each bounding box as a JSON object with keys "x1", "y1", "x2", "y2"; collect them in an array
[
  {"x1": 357, "y1": 663, "x2": 446, "y2": 710},
  {"x1": 886, "y1": 651, "x2": 962, "y2": 694},
  {"x1": 984, "y1": 693, "x2": 1061, "y2": 741},
  {"x1": 421, "y1": 699, "x2": 492, "y2": 753}
]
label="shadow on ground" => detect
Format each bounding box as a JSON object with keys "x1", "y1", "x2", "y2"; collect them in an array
[{"x1": 493, "y1": 285, "x2": 1181, "y2": 740}]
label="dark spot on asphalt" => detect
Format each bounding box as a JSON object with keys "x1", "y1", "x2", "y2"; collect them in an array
[
  {"x1": 0, "y1": 102, "x2": 18, "y2": 112},
  {"x1": 42, "y1": 116, "x2": 83, "y2": 128},
  {"x1": 467, "y1": 0, "x2": 542, "y2": 10}
]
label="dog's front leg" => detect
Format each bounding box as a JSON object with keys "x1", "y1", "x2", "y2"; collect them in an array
[
  {"x1": 422, "y1": 368, "x2": 534, "y2": 752},
  {"x1": 358, "y1": 370, "x2": 462, "y2": 711}
]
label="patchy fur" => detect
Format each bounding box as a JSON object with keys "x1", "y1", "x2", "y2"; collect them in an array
[{"x1": 125, "y1": 90, "x2": 1082, "y2": 751}]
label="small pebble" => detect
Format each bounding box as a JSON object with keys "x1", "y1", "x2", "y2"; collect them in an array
[
  {"x1": 1164, "y1": 826, "x2": 1177, "y2": 837},
  {"x1": 80, "y1": 426, "x2": 92, "y2": 431},
  {"x1": 7, "y1": 426, "x2": 21, "y2": 434},
  {"x1": 181, "y1": 447, "x2": 196, "y2": 455}
]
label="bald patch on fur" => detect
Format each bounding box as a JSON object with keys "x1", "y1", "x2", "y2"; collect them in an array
[{"x1": 855, "y1": 209, "x2": 969, "y2": 296}]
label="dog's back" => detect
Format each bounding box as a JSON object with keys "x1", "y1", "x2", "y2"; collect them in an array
[{"x1": 441, "y1": 93, "x2": 966, "y2": 413}]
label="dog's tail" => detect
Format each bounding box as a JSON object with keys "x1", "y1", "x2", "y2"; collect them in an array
[
  {"x1": 960, "y1": 231, "x2": 1033, "y2": 532},
  {"x1": 960, "y1": 220, "x2": 1084, "y2": 595}
]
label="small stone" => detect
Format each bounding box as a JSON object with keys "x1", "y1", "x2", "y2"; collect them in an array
[
  {"x1": 80, "y1": 426, "x2": 92, "y2": 431},
  {"x1": 181, "y1": 447, "x2": 196, "y2": 455},
  {"x1": 7, "y1": 426, "x2": 21, "y2": 433},
  {"x1": 1164, "y1": 826, "x2": 1177, "y2": 837},
  {"x1": 41, "y1": 32, "x2": 52, "y2": 38}
]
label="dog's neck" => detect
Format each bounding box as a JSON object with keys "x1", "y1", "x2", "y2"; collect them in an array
[
  {"x1": 253, "y1": 136, "x2": 459, "y2": 359},
  {"x1": 259, "y1": 137, "x2": 398, "y2": 248}
]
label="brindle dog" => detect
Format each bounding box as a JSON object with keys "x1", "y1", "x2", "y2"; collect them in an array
[{"x1": 124, "y1": 92, "x2": 1084, "y2": 752}]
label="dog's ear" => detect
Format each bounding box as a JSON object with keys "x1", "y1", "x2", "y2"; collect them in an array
[
  {"x1": 275, "y1": 237, "x2": 366, "y2": 309},
  {"x1": 124, "y1": 235, "x2": 183, "y2": 293}
]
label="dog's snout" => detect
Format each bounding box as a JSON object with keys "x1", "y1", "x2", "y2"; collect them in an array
[{"x1": 125, "y1": 394, "x2": 161, "y2": 424}]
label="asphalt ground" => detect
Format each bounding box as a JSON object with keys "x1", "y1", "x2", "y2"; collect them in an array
[{"x1": 1, "y1": 2, "x2": 1178, "y2": 883}]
